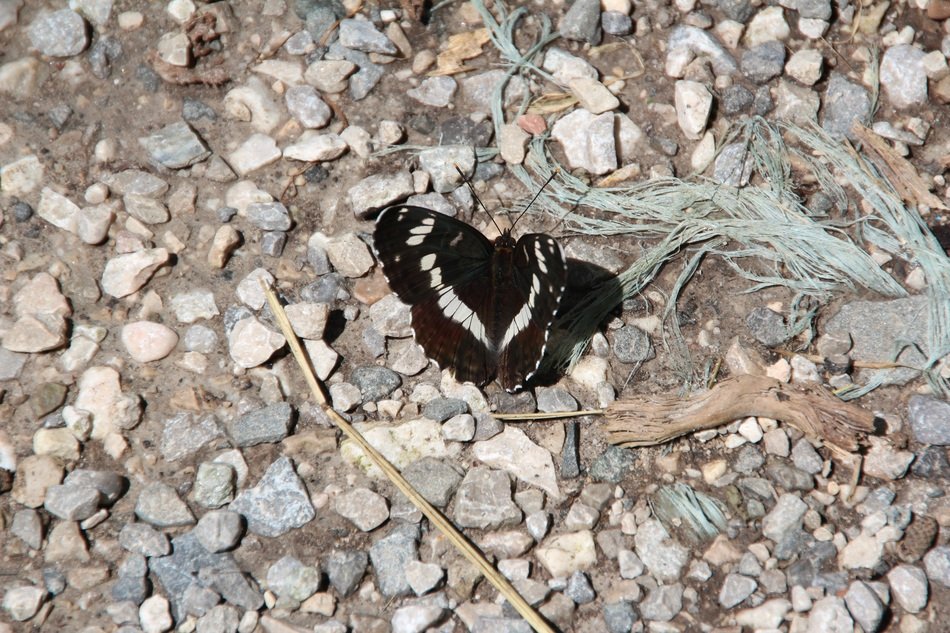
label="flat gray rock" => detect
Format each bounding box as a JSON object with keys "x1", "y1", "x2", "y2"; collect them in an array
[{"x1": 229, "y1": 456, "x2": 315, "y2": 537}]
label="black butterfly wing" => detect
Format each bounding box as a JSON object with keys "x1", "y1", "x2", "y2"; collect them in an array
[
  {"x1": 497, "y1": 233, "x2": 567, "y2": 391},
  {"x1": 374, "y1": 205, "x2": 498, "y2": 385}
]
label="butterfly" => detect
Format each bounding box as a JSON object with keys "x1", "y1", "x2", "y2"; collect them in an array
[{"x1": 373, "y1": 202, "x2": 566, "y2": 392}]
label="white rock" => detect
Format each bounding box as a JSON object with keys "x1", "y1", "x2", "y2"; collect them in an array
[
  {"x1": 2, "y1": 585, "x2": 46, "y2": 621},
  {"x1": 100, "y1": 248, "x2": 170, "y2": 298},
  {"x1": 225, "y1": 180, "x2": 273, "y2": 215},
  {"x1": 325, "y1": 232, "x2": 374, "y2": 277},
  {"x1": 156, "y1": 31, "x2": 191, "y2": 67},
  {"x1": 303, "y1": 339, "x2": 338, "y2": 380},
  {"x1": 223, "y1": 77, "x2": 283, "y2": 133},
  {"x1": 838, "y1": 533, "x2": 884, "y2": 570},
  {"x1": 785, "y1": 49, "x2": 823, "y2": 85},
  {"x1": 37, "y1": 187, "x2": 81, "y2": 234},
  {"x1": 78, "y1": 201, "x2": 117, "y2": 244},
  {"x1": 228, "y1": 133, "x2": 281, "y2": 176},
  {"x1": 535, "y1": 530, "x2": 597, "y2": 577},
  {"x1": 75, "y1": 365, "x2": 142, "y2": 439},
  {"x1": 228, "y1": 316, "x2": 285, "y2": 369},
  {"x1": 405, "y1": 561, "x2": 444, "y2": 595},
  {"x1": 285, "y1": 302, "x2": 330, "y2": 340},
  {"x1": 283, "y1": 131, "x2": 348, "y2": 162},
  {"x1": 1, "y1": 154, "x2": 44, "y2": 196},
  {"x1": 542, "y1": 47, "x2": 599, "y2": 84},
  {"x1": 499, "y1": 123, "x2": 529, "y2": 165},
  {"x1": 253, "y1": 59, "x2": 304, "y2": 85},
  {"x1": 744, "y1": 6, "x2": 790, "y2": 46},
  {"x1": 331, "y1": 487, "x2": 390, "y2": 531},
  {"x1": 305, "y1": 60, "x2": 357, "y2": 93},
  {"x1": 473, "y1": 426, "x2": 560, "y2": 499},
  {"x1": 675, "y1": 80, "x2": 712, "y2": 140},
  {"x1": 340, "y1": 125, "x2": 372, "y2": 158},
  {"x1": 235, "y1": 268, "x2": 275, "y2": 310},
  {"x1": 340, "y1": 418, "x2": 450, "y2": 479},
  {"x1": 139, "y1": 594, "x2": 173, "y2": 633},
  {"x1": 569, "y1": 76, "x2": 620, "y2": 114},
  {"x1": 284, "y1": 84, "x2": 332, "y2": 127},
  {"x1": 170, "y1": 289, "x2": 219, "y2": 323},
  {"x1": 121, "y1": 321, "x2": 179, "y2": 362}
]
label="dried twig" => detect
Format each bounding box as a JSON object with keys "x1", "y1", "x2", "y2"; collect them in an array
[{"x1": 603, "y1": 374, "x2": 878, "y2": 452}]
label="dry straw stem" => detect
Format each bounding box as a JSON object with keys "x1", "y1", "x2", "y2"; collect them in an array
[
  {"x1": 260, "y1": 282, "x2": 555, "y2": 633},
  {"x1": 602, "y1": 374, "x2": 877, "y2": 453}
]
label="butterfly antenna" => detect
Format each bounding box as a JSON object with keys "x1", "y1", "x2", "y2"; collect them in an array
[
  {"x1": 512, "y1": 168, "x2": 559, "y2": 229},
  {"x1": 455, "y1": 164, "x2": 503, "y2": 234}
]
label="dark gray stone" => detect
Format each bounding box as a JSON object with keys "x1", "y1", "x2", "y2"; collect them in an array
[
  {"x1": 734, "y1": 445, "x2": 765, "y2": 474},
  {"x1": 791, "y1": 439, "x2": 824, "y2": 474},
  {"x1": 63, "y1": 469, "x2": 126, "y2": 505},
  {"x1": 246, "y1": 202, "x2": 292, "y2": 232},
  {"x1": 741, "y1": 41, "x2": 786, "y2": 84},
  {"x1": 601, "y1": 11, "x2": 632, "y2": 35},
  {"x1": 911, "y1": 446, "x2": 950, "y2": 478},
  {"x1": 746, "y1": 307, "x2": 789, "y2": 347},
  {"x1": 603, "y1": 601, "x2": 637, "y2": 633},
  {"x1": 561, "y1": 420, "x2": 581, "y2": 479},
  {"x1": 325, "y1": 550, "x2": 368, "y2": 597},
  {"x1": 718, "y1": 0, "x2": 754, "y2": 21},
  {"x1": 368, "y1": 527, "x2": 419, "y2": 597},
  {"x1": 536, "y1": 387, "x2": 579, "y2": 413},
  {"x1": 559, "y1": 0, "x2": 602, "y2": 45},
  {"x1": 612, "y1": 325, "x2": 654, "y2": 363},
  {"x1": 229, "y1": 456, "x2": 315, "y2": 537},
  {"x1": 89, "y1": 35, "x2": 123, "y2": 79},
  {"x1": 261, "y1": 231, "x2": 287, "y2": 257},
  {"x1": 350, "y1": 366, "x2": 401, "y2": 402},
  {"x1": 821, "y1": 73, "x2": 872, "y2": 141},
  {"x1": 565, "y1": 571, "x2": 596, "y2": 604},
  {"x1": 590, "y1": 445, "x2": 635, "y2": 483},
  {"x1": 301, "y1": 272, "x2": 349, "y2": 303},
  {"x1": 161, "y1": 413, "x2": 222, "y2": 462},
  {"x1": 138, "y1": 121, "x2": 211, "y2": 169},
  {"x1": 422, "y1": 398, "x2": 468, "y2": 423},
  {"x1": 765, "y1": 461, "x2": 815, "y2": 491},
  {"x1": 111, "y1": 575, "x2": 150, "y2": 605},
  {"x1": 12, "y1": 201, "x2": 34, "y2": 222},
  {"x1": 402, "y1": 457, "x2": 463, "y2": 507},
  {"x1": 491, "y1": 390, "x2": 536, "y2": 414},
  {"x1": 325, "y1": 43, "x2": 383, "y2": 101},
  {"x1": 908, "y1": 395, "x2": 950, "y2": 446},
  {"x1": 182, "y1": 98, "x2": 217, "y2": 122},
  {"x1": 844, "y1": 580, "x2": 886, "y2": 633},
  {"x1": 226, "y1": 402, "x2": 295, "y2": 447},
  {"x1": 149, "y1": 532, "x2": 263, "y2": 620}
]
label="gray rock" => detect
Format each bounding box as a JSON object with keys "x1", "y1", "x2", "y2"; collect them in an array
[
  {"x1": 180, "y1": 583, "x2": 221, "y2": 618},
  {"x1": 721, "y1": 85, "x2": 754, "y2": 115},
  {"x1": 402, "y1": 457, "x2": 463, "y2": 507},
  {"x1": 791, "y1": 439, "x2": 824, "y2": 474},
  {"x1": 149, "y1": 532, "x2": 263, "y2": 620},
  {"x1": 117, "y1": 553, "x2": 147, "y2": 578},
  {"x1": 719, "y1": 573, "x2": 757, "y2": 608},
  {"x1": 161, "y1": 413, "x2": 222, "y2": 462},
  {"x1": 135, "y1": 482, "x2": 195, "y2": 527},
  {"x1": 667, "y1": 26, "x2": 738, "y2": 76},
  {"x1": 453, "y1": 467, "x2": 522, "y2": 529},
  {"x1": 230, "y1": 456, "x2": 315, "y2": 537},
  {"x1": 734, "y1": 445, "x2": 766, "y2": 474},
  {"x1": 603, "y1": 601, "x2": 637, "y2": 633},
  {"x1": 266, "y1": 555, "x2": 321, "y2": 602},
  {"x1": 641, "y1": 583, "x2": 683, "y2": 621},
  {"x1": 285, "y1": 85, "x2": 332, "y2": 128},
  {"x1": 780, "y1": 0, "x2": 831, "y2": 19},
  {"x1": 193, "y1": 462, "x2": 235, "y2": 508},
  {"x1": 808, "y1": 596, "x2": 854, "y2": 632},
  {"x1": 325, "y1": 43, "x2": 383, "y2": 101},
  {"x1": 262, "y1": 231, "x2": 286, "y2": 257},
  {"x1": 301, "y1": 0, "x2": 346, "y2": 42},
  {"x1": 714, "y1": 142, "x2": 755, "y2": 186},
  {"x1": 762, "y1": 493, "x2": 807, "y2": 542},
  {"x1": 138, "y1": 121, "x2": 211, "y2": 169},
  {"x1": 612, "y1": 325, "x2": 654, "y2": 363},
  {"x1": 746, "y1": 307, "x2": 789, "y2": 346},
  {"x1": 63, "y1": 469, "x2": 126, "y2": 505},
  {"x1": 844, "y1": 580, "x2": 886, "y2": 633},
  {"x1": 182, "y1": 97, "x2": 216, "y2": 122},
  {"x1": 559, "y1": 0, "x2": 602, "y2": 45},
  {"x1": 561, "y1": 420, "x2": 581, "y2": 479},
  {"x1": 460, "y1": 70, "x2": 530, "y2": 112},
  {"x1": 407, "y1": 76, "x2": 458, "y2": 107},
  {"x1": 28, "y1": 9, "x2": 88, "y2": 57},
  {"x1": 634, "y1": 520, "x2": 689, "y2": 583},
  {"x1": 89, "y1": 35, "x2": 123, "y2": 79},
  {"x1": 44, "y1": 484, "x2": 102, "y2": 520},
  {"x1": 422, "y1": 398, "x2": 468, "y2": 422},
  {"x1": 123, "y1": 194, "x2": 169, "y2": 224},
  {"x1": 338, "y1": 18, "x2": 396, "y2": 54},
  {"x1": 739, "y1": 552, "x2": 763, "y2": 577},
  {"x1": 111, "y1": 575, "x2": 150, "y2": 605},
  {"x1": 923, "y1": 546, "x2": 950, "y2": 587},
  {"x1": 536, "y1": 387, "x2": 579, "y2": 413},
  {"x1": 332, "y1": 487, "x2": 390, "y2": 532},
  {"x1": 473, "y1": 411, "x2": 504, "y2": 441},
  {"x1": 821, "y1": 73, "x2": 871, "y2": 141},
  {"x1": 741, "y1": 41, "x2": 786, "y2": 83},
  {"x1": 119, "y1": 523, "x2": 171, "y2": 557},
  {"x1": 880, "y1": 45, "x2": 928, "y2": 109},
  {"x1": 350, "y1": 365, "x2": 401, "y2": 402},
  {"x1": 11, "y1": 509, "x2": 43, "y2": 549},
  {"x1": 759, "y1": 569, "x2": 788, "y2": 594},
  {"x1": 196, "y1": 605, "x2": 240, "y2": 633},
  {"x1": 194, "y1": 509, "x2": 244, "y2": 553},
  {"x1": 601, "y1": 11, "x2": 632, "y2": 35},
  {"x1": 590, "y1": 445, "x2": 635, "y2": 483},
  {"x1": 0, "y1": 347, "x2": 27, "y2": 380},
  {"x1": 246, "y1": 202, "x2": 292, "y2": 231},
  {"x1": 566, "y1": 570, "x2": 596, "y2": 604},
  {"x1": 908, "y1": 395, "x2": 950, "y2": 445},
  {"x1": 887, "y1": 564, "x2": 928, "y2": 613},
  {"x1": 765, "y1": 461, "x2": 815, "y2": 491},
  {"x1": 325, "y1": 550, "x2": 368, "y2": 597},
  {"x1": 368, "y1": 526, "x2": 419, "y2": 597},
  {"x1": 226, "y1": 402, "x2": 295, "y2": 447}
]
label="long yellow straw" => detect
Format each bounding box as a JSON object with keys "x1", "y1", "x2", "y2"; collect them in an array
[{"x1": 261, "y1": 282, "x2": 554, "y2": 633}]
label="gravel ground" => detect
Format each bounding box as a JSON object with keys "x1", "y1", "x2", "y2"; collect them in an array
[{"x1": 1, "y1": 1, "x2": 950, "y2": 633}]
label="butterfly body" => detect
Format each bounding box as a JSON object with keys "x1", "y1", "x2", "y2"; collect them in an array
[{"x1": 374, "y1": 205, "x2": 566, "y2": 392}]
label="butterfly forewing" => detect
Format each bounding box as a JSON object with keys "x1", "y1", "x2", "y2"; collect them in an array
[
  {"x1": 374, "y1": 205, "x2": 498, "y2": 384},
  {"x1": 498, "y1": 234, "x2": 567, "y2": 389}
]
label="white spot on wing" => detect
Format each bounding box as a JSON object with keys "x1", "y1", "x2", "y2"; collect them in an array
[
  {"x1": 430, "y1": 267, "x2": 442, "y2": 287},
  {"x1": 500, "y1": 301, "x2": 533, "y2": 349},
  {"x1": 406, "y1": 234, "x2": 425, "y2": 246},
  {"x1": 420, "y1": 253, "x2": 436, "y2": 270}
]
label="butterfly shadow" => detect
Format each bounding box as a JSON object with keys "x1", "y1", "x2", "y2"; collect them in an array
[{"x1": 530, "y1": 257, "x2": 625, "y2": 388}]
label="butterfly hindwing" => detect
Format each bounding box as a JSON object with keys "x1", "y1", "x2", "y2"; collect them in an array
[{"x1": 498, "y1": 234, "x2": 567, "y2": 390}]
